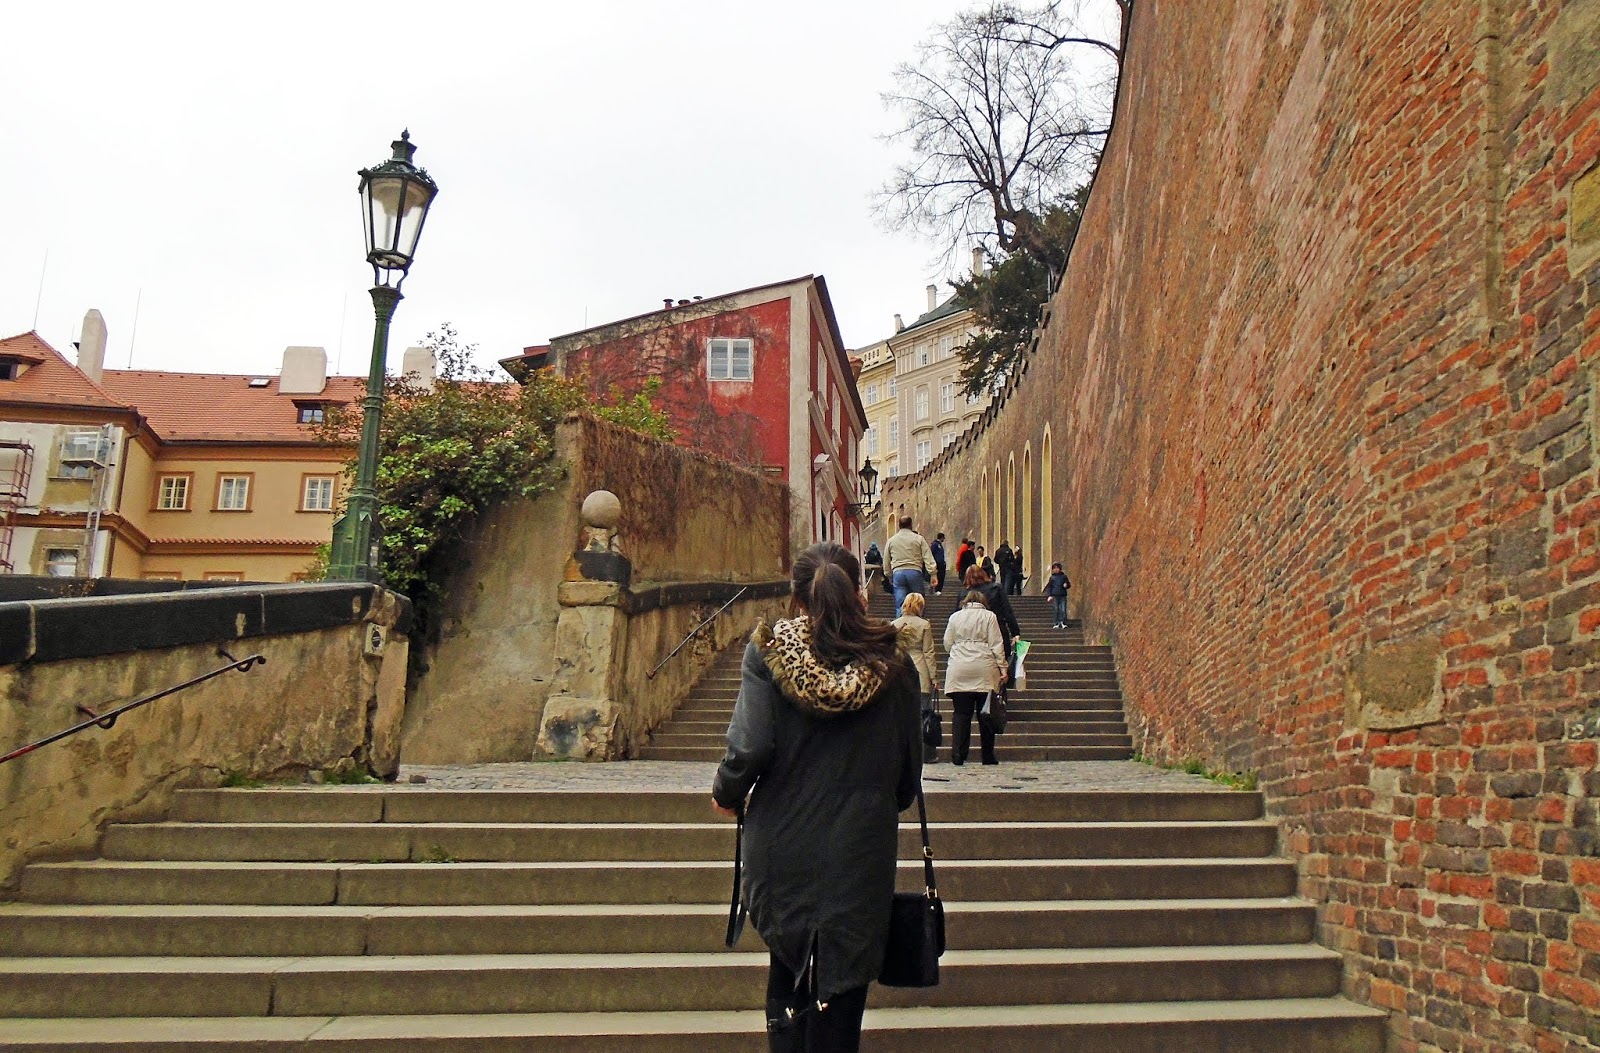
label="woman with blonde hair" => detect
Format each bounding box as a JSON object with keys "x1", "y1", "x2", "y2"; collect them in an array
[
  {"x1": 893, "y1": 590, "x2": 940, "y2": 764},
  {"x1": 942, "y1": 588, "x2": 1007, "y2": 766}
]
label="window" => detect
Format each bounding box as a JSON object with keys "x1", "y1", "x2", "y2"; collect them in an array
[
  {"x1": 296, "y1": 403, "x2": 326, "y2": 424},
  {"x1": 916, "y1": 439, "x2": 932, "y2": 469},
  {"x1": 887, "y1": 377, "x2": 897, "y2": 398},
  {"x1": 216, "y1": 475, "x2": 251, "y2": 511},
  {"x1": 915, "y1": 387, "x2": 930, "y2": 421},
  {"x1": 156, "y1": 474, "x2": 191, "y2": 510},
  {"x1": 203, "y1": 571, "x2": 245, "y2": 582},
  {"x1": 886, "y1": 463, "x2": 900, "y2": 478},
  {"x1": 889, "y1": 417, "x2": 899, "y2": 448},
  {"x1": 939, "y1": 334, "x2": 956, "y2": 359},
  {"x1": 967, "y1": 391, "x2": 981, "y2": 406},
  {"x1": 942, "y1": 430, "x2": 958, "y2": 449},
  {"x1": 0, "y1": 361, "x2": 20, "y2": 381},
  {"x1": 941, "y1": 383, "x2": 955, "y2": 414},
  {"x1": 58, "y1": 428, "x2": 102, "y2": 479},
  {"x1": 45, "y1": 548, "x2": 79, "y2": 577},
  {"x1": 141, "y1": 571, "x2": 182, "y2": 581},
  {"x1": 866, "y1": 426, "x2": 879, "y2": 456},
  {"x1": 301, "y1": 475, "x2": 335, "y2": 512},
  {"x1": 708, "y1": 338, "x2": 754, "y2": 381},
  {"x1": 864, "y1": 383, "x2": 878, "y2": 405},
  {"x1": 918, "y1": 344, "x2": 931, "y2": 367}
]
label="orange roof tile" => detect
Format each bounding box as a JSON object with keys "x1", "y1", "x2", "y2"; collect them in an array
[
  {"x1": 99, "y1": 370, "x2": 366, "y2": 445},
  {"x1": 0, "y1": 332, "x2": 135, "y2": 413}
]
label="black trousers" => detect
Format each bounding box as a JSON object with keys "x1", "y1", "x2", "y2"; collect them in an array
[
  {"x1": 766, "y1": 954, "x2": 870, "y2": 1053},
  {"x1": 949, "y1": 691, "x2": 997, "y2": 765}
]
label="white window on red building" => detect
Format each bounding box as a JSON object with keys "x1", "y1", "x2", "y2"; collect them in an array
[{"x1": 708, "y1": 338, "x2": 754, "y2": 381}]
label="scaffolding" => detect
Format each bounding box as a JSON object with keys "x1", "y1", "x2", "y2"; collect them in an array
[
  {"x1": 59, "y1": 425, "x2": 116, "y2": 577},
  {"x1": 0, "y1": 439, "x2": 35, "y2": 574}
]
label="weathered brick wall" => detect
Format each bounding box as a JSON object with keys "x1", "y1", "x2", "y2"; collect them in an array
[{"x1": 883, "y1": 2, "x2": 1600, "y2": 1049}]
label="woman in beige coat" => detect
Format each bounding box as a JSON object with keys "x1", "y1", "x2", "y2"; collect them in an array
[
  {"x1": 942, "y1": 589, "x2": 1007, "y2": 765},
  {"x1": 892, "y1": 592, "x2": 940, "y2": 763}
]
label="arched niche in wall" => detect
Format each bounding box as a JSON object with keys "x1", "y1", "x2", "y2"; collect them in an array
[
  {"x1": 1023, "y1": 441, "x2": 1033, "y2": 593},
  {"x1": 980, "y1": 466, "x2": 990, "y2": 544},
  {"x1": 1041, "y1": 424, "x2": 1053, "y2": 575}
]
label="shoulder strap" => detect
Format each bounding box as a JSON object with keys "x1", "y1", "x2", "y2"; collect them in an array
[
  {"x1": 917, "y1": 785, "x2": 938, "y2": 898},
  {"x1": 725, "y1": 806, "x2": 747, "y2": 948}
]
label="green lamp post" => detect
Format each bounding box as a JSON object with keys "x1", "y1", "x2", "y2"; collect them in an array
[{"x1": 328, "y1": 130, "x2": 439, "y2": 583}]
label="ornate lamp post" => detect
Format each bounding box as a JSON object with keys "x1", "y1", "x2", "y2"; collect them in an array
[
  {"x1": 328, "y1": 131, "x2": 439, "y2": 582},
  {"x1": 846, "y1": 458, "x2": 879, "y2": 517}
]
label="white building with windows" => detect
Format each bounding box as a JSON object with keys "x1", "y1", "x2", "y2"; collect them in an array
[{"x1": 881, "y1": 282, "x2": 989, "y2": 475}]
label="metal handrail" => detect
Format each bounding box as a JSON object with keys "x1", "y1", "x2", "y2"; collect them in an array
[
  {"x1": 646, "y1": 586, "x2": 749, "y2": 680},
  {"x1": 0, "y1": 649, "x2": 267, "y2": 765}
]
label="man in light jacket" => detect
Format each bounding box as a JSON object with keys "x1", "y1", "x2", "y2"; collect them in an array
[{"x1": 885, "y1": 516, "x2": 938, "y2": 617}]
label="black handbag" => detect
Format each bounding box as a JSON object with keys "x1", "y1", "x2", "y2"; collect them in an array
[
  {"x1": 979, "y1": 690, "x2": 1009, "y2": 735},
  {"x1": 878, "y1": 786, "x2": 945, "y2": 987},
  {"x1": 921, "y1": 697, "x2": 943, "y2": 748}
]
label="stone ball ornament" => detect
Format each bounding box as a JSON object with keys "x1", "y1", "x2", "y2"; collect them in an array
[{"x1": 581, "y1": 490, "x2": 622, "y2": 530}]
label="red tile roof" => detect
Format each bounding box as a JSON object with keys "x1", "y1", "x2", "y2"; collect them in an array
[
  {"x1": 99, "y1": 369, "x2": 365, "y2": 445},
  {"x1": 0, "y1": 332, "x2": 134, "y2": 413}
]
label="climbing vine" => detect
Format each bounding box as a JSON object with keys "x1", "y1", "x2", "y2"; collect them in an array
[{"x1": 315, "y1": 325, "x2": 672, "y2": 635}]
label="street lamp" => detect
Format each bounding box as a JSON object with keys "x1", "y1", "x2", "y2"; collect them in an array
[
  {"x1": 328, "y1": 130, "x2": 439, "y2": 583},
  {"x1": 846, "y1": 458, "x2": 879, "y2": 516}
]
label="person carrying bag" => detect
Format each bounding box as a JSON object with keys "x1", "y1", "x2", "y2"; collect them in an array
[
  {"x1": 713, "y1": 542, "x2": 922, "y2": 1053},
  {"x1": 942, "y1": 588, "x2": 1008, "y2": 766}
]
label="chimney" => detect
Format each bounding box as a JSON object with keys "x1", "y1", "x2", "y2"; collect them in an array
[
  {"x1": 972, "y1": 247, "x2": 985, "y2": 276},
  {"x1": 893, "y1": 313, "x2": 905, "y2": 333},
  {"x1": 401, "y1": 346, "x2": 436, "y2": 391},
  {"x1": 279, "y1": 346, "x2": 328, "y2": 394},
  {"x1": 663, "y1": 298, "x2": 674, "y2": 309},
  {"x1": 926, "y1": 284, "x2": 938, "y2": 312},
  {"x1": 77, "y1": 309, "x2": 107, "y2": 383}
]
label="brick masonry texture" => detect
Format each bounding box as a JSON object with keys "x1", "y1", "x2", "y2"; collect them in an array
[{"x1": 881, "y1": 2, "x2": 1600, "y2": 1050}]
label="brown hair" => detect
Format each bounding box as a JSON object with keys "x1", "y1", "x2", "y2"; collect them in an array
[
  {"x1": 792, "y1": 542, "x2": 899, "y2": 672},
  {"x1": 962, "y1": 589, "x2": 989, "y2": 607},
  {"x1": 962, "y1": 564, "x2": 987, "y2": 589}
]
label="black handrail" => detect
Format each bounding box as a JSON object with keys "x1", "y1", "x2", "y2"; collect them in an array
[
  {"x1": 0, "y1": 649, "x2": 267, "y2": 766},
  {"x1": 646, "y1": 587, "x2": 749, "y2": 680}
]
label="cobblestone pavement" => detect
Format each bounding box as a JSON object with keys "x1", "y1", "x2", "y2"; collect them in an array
[{"x1": 395, "y1": 760, "x2": 1234, "y2": 794}]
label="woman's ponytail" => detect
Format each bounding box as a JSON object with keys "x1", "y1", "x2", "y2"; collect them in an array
[{"x1": 792, "y1": 542, "x2": 900, "y2": 672}]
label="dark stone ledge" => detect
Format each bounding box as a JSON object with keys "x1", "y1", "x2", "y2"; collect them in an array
[
  {"x1": 1, "y1": 583, "x2": 413, "y2": 667},
  {"x1": 621, "y1": 579, "x2": 792, "y2": 617}
]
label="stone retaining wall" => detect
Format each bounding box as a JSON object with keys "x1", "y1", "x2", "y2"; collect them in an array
[
  {"x1": 0, "y1": 583, "x2": 410, "y2": 889},
  {"x1": 880, "y1": 2, "x2": 1600, "y2": 1048}
]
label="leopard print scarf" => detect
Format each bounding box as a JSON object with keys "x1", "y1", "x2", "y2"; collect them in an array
[{"x1": 755, "y1": 617, "x2": 886, "y2": 716}]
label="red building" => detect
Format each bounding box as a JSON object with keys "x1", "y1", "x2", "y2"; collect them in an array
[{"x1": 503, "y1": 275, "x2": 866, "y2": 555}]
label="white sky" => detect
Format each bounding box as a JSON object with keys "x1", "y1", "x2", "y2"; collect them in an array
[{"x1": 1, "y1": 0, "x2": 991, "y2": 378}]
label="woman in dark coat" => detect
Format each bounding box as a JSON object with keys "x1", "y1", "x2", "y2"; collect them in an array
[{"x1": 713, "y1": 542, "x2": 922, "y2": 1052}]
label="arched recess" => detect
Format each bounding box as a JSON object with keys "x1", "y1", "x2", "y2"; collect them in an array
[
  {"x1": 1022, "y1": 442, "x2": 1033, "y2": 592},
  {"x1": 1006, "y1": 454, "x2": 1017, "y2": 550},
  {"x1": 979, "y1": 467, "x2": 989, "y2": 544},
  {"x1": 1040, "y1": 425, "x2": 1054, "y2": 575},
  {"x1": 993, "y1": 460, "x2": 1003, "y2": 545}
]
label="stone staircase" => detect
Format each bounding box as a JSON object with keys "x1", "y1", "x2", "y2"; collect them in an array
[
  {"x1": 641, "y1": 589, "x2": 1135, "y2": 762},
  {"x1": 1, "y1": 784, "x2": 1387, "y2": 1050}
]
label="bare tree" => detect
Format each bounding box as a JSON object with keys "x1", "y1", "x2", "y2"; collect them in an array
[{"x1": 878, "y1": 1, "x2": 1126, "y2": 264}]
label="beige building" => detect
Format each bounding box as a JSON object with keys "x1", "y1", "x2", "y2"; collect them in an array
[
  {"x1": 853, "y1": 338, "x2": 897, "y2": 480},
  {"x1": 885, "y1": 284, "x2": 988, "y2": 476},
  {"x1": 0, "y1": 319, "x2": 370, "y2": 582}
]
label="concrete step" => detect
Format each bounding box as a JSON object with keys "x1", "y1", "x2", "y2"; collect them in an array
[
  {"x1": 639, "y1": 744, "x2": 1135, "y2": 762},
  {"x1": 100, "y1": 821, "x2": 1276, "y2": 863},
  {"x1": 167, "y1": 789, "x2": 1263, "y2": 824},
  {"x1": 0, "y1": 997, "x2": 1390, "y2": 1051},
  {"x1": 648, "y1": 732, "x2": 1133, "y2": 750},
  {"x1": 0, "y1": 898, "x2": 1316, "y2": 957},
  {"x1": 21, "y1": 857, "x2": 1296, "y2": 906},
  {"x1": 0, "y1": 944, "x2": 1346, "y2": 1018}
]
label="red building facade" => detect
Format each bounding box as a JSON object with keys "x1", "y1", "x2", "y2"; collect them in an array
[{"x1": 505, "y1": 275, "x2": 866, "y2": 557}]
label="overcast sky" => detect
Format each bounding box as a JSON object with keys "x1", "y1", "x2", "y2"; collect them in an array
[{"x1": 1, "y1": 0, "x2": 996, "y2": 379}]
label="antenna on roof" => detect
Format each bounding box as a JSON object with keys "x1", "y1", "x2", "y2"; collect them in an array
[
  {"x1": 31, "y1": 248, "x2": 48, "y2": 331},
  {"x1": 126, "y1": 288, "x2": 142, "y2": 368}
]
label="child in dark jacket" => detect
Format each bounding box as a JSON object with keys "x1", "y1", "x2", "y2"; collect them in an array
[{"x1": 1044, "y1": 563, "x2": 1071, "y2": 629}]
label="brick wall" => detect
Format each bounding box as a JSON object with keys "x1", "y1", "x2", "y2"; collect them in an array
[{"x1": 882, "y1": 2, "x2": 1600, "y2": 1049}]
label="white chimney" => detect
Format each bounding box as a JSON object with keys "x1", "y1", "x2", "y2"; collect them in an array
[
  {"x1": 279, "y1": 346, "x2": 328, "y2": 394},
  {"x1": 972, "y1": 247, "x2": 985, "y2": 276},
  {"x1": 926, "y1": 284, "x2": 938, "y2": 312},
  {"x1": 77, "y1": 310, "x2": 107, "y2": 382},
  {"x1": 893, "y1": 313, "x2": 905, "y2": 333},
  {"x1": 401, "y1": 346, "x2": 436, "y2": 391}
]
